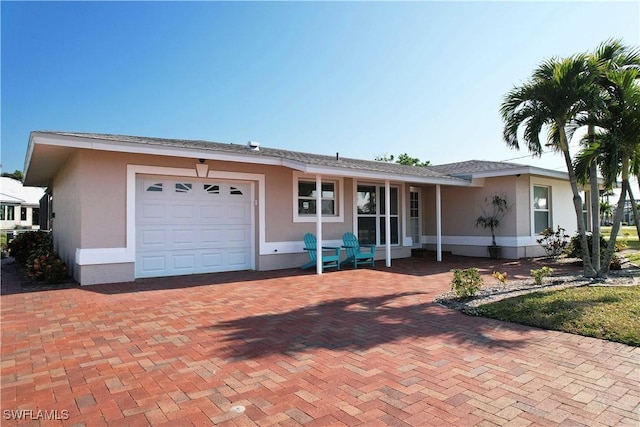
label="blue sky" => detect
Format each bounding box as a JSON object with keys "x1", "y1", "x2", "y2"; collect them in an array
[{"x1": 2, "y1": 1, "x2": 639, "y2": 175}]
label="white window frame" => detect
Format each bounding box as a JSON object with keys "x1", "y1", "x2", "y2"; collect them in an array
[
  {"x1": 292, "y1": 172, "x2": 344, "y2": 223},
  {"x1": 355, "y1": 182, "x2": 400, "y2": 246},
  {"x1": 579, "y1": 190, "x2": 590, "y2": 232},
  {"x1": 532, "y1": 185, "x2": 551, "y2": 235}
]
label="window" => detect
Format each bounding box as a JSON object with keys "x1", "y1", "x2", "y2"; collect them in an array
[
  {"x1": 32, "y1": 208, "x2": 40, "y2": 226},
  {"x1": 146, "y1": 182, "x2": 163, "y2": 192},
  {"x1": 175, "y1": 183, "x2": 192, "y2": 193},
  {"x1": 204, "y1": 184, "x2": 220, "y2": 194},
  {"x1": 357, "y1": 185, "x2": 399, "y2": 245},
  {"x1": 533, "y1": 186, "x2": 550, "y2": 234},
  {"x1": 230, "y1": 186, "x2": 243, "y2": 195},
  {"x1": 21, "y1": 207, "x2": 27, "y2": 221},
  {"x1": 0, "y1": 205, "x2": 15, "y2": 221},
  {"x1": 579, "y1": 191, "x2": 590, "y2": 230},
  {"x1": 297, "y1": 181, "x2": 336, "y2": 216},
  {"x1": 293, "y1": 173, "x2": 344, "y2": 222}
]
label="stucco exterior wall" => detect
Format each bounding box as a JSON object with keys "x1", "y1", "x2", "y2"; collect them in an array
[
  {"x1": 423, "y1": 176, "x2": 518, "y2": 238},
  {"x1": 79, "y1": 151, "x2": 128, "y2": 248},
  {"x1": 419, "y1": 175, "x2": 583, "y2": 259},
  {"x1": 51, "y1": 152, "x2": 83, "y2": 280},
  {"x1": 49, "y1": 146, "x2": 587, "y2": 283},
  {"x1": 53, "y1": 150, "x2": 411, "y2": 284}
]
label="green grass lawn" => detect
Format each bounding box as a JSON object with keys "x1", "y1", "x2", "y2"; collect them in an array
[
  {"x1": 601, "y1": 226, "x2": 639, "y2": 263},
  {"x1": 475, "y1": 286, "x2": 640, "y2": 346}
]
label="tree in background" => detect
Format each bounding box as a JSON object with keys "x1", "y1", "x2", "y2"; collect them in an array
[
  {"x1": 1, "y1": 170, "x2": 23, "y2": 181},
  {"x1": 375, "y1": 153, "x2": 431, "y2": 167}
]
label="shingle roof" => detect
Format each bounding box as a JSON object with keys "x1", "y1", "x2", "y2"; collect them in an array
[
  {"x1": 0, "y1": 177, "x2": 45, "y2": 205},
  {"x1": 429, "y1": 160, "x2": 525, "y2": 175},
  {"x1": 37, "y1": 131, "x2": 461, "y2": 181}
]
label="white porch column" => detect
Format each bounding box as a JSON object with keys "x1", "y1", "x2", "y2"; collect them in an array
[
  {"x1": 385, "y1": 180, "x2": 391, "y2": 267},
  {"x1": 315, "y1": 174, "x2": 323, "y2": 275},
  {"x1": 436, "y1": 184, "x2": 442, "y2": 262}
]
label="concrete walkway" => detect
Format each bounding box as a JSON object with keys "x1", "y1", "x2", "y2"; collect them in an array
[{"x1": 1, "y1": 256, "x2": 638, "y2": 426}]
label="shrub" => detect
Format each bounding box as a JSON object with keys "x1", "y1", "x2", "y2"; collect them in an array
[
  {"x1": 566, "y1": 233, "x2": 607, "y2": 261},
  {"x1": 8, "y1": 231, "x2": 68, "y2": 285},
  {"x1": 536, "y1": 226, "x2": 569, "y2": 258},
  {"x1": 492, "y1": 271, "x2": 508, "y2": 286},
  {"x1": 531, "y1": 266, "x2": 553, "y2": 286},
  {"x1": 615, "y1": 237, "x2": 628, "y2": 252},
  {"x1": 7, "y1": 231, "x2": 51, "y2": 265},
  {"x1": 27, "y1": 253, "x2": 68, "y2": 284},
  {"x1": 610, "y1": 254, "x2": 622, "y2": 271},
  {"x1": 451, "y1": 268, "x2": 483, "y2": 298}
]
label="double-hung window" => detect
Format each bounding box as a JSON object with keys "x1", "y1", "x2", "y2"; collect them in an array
[
  {"x1": 356, "y1": 184, "x2": 399, "y2": 245},
  {"x1": 0, "y1": 205, "x2": 15, "y2": 221},
  {"x1": 293, "y1": 173, "x2": 343, "y2": 222},
  {"x1": 533, "y1": 186, "x2": 550, "y2": 234},
  {"x1": 298, "y1": 181, "x2": 336, "y2": 215}
]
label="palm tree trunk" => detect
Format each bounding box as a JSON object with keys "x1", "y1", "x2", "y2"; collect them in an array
[
  {"x1": 627, "y1": 185, "x2": 640, "y2": 237},
  {"x1": 588, "y1": 125, "x2": 600, "y2": 271},
  {"x1": 599, "y1": 158, "x2": 631, "y2": 277},
  {"x1": 559, "y1": 128, "x2": 597, "y2": 277}
]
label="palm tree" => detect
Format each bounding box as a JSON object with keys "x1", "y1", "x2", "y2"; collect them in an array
[
  {"x1": 575, "y1": 68, "x2": 640, "y2": 274},
  {"x1": 599, "y1": 200, "x2": 613, "y2": 224},
  {"x1": 574, "y1": 40, "x2": 640, "y2": 275},
  {"x1": 501, "y1": 54, "x2": 601, "y2": 277}
]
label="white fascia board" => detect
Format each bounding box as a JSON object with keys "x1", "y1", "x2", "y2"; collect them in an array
[
  {"x1": 23, "y1": 135, "x2": 38, "y2": 182},
  {"x1": 31, "y1": 134, "x2": 284, "y2": 167},
  {"x1": 457, "y1": 167, "x2": 570, "y2": 181},
  {"x1": 301, "y1": 164, "x2": 472, "y2": 186}
]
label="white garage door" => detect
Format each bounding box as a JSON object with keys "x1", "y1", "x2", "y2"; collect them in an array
[{"x1": 136, "y1": 176, "x2": 253, "y2": 278}]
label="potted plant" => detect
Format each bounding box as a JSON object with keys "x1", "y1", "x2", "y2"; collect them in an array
[{"x1": 475, "y1": 194, "x2": 510, "y2": 259}]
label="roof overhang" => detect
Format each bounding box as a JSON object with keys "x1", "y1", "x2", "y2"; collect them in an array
[
  {"x1": 448, "y1": 166, "x2": 570, "y2": 181},
  {"x1": 24, "y1": 132, "x2": 471, "y2": 187}
]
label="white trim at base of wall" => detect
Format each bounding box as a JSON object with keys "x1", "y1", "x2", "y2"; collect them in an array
[
  {"x1": 76, "y1": 247, "x2": 133, "y2": 265},
  {"x1": 422, "y1": 235, "x2": 540, "y2": 247},
  {"x1": 262, "y1": 239, "x2": 344, "y2": 255}
]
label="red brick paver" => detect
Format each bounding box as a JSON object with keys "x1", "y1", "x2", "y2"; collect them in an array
[{"x1": 1, "y1": 257, "x2": 639, "y2": 426}]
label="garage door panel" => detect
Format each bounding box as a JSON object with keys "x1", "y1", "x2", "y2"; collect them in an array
[
  {"x1": 201, "y1": 205, "x2": 224, "y2": 220},
  {"x1": 202, "y1": 252, "x2": 224, "y2": 269},
  {"x1": 136, "y1": 176, "x2": 253, "y2": 278},
  {"x1": 201, "y1": 229, "x2": 224, "y2": 245},
  {"x1": 139, "y1": 255, "x2": 166, "y2": 274},
  {"x1": 227, "y1": 251, "x2": 250, "y2": 267},
  {"x1": 173, "y1": 229, "x2": 196, "y2": 244},
  {"x1": 173, "y1": 253, "x2": 196, "y2": 271},
  {"x1": 172, "y1": 204, "x2": 196, "y2": 219},
  {"x1": 139, "y1": 229, "x2": 166, "y2": 247},
  {"x1": 226, "y1": 227, "x2": 250, "y2": 244},
  {"x1": 226, "y1": 205, "x2": 251, "y2": 223},
  {"x1": 140, "y1": 204, "x2": 167, "y2": 221}
]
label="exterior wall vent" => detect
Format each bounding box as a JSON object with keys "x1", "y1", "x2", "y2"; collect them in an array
[{"x1": 247, "y1": 141, "x2": 260, "y2": 151}]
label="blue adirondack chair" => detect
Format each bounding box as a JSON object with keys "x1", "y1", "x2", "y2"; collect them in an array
[
  {"x1": 301, "y1": 233, "x2": 341, "y2": 272},
  {"x1": 340, "y1": 232, "x2": 376, "y2": 268}
]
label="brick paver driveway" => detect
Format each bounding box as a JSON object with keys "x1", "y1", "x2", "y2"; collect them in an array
[{"x1": 1, "y1": 257, "x2": 639, "y2": 426}]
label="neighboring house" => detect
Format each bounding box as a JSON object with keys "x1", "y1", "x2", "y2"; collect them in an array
[
  {"x1": 0, "y1": 176, "x2": 45, "y2": 233},
  {"x1": 602, "y1": 184, "x2": 638, "y2": 226},
  {"x1": 23, "y1": 131, "x2": 591, "y2": 285}
]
